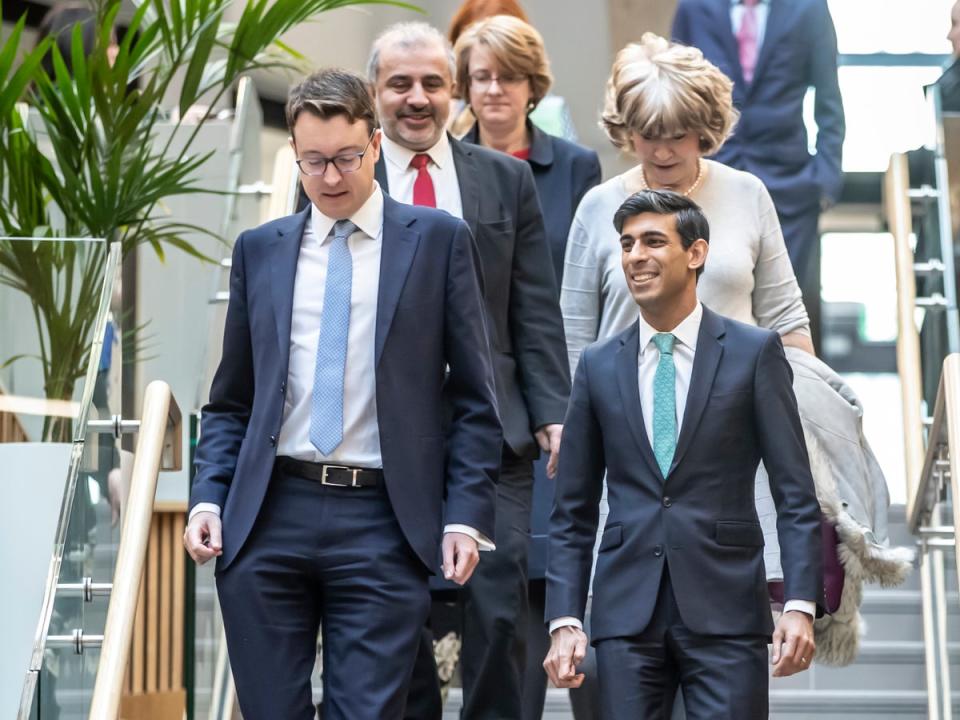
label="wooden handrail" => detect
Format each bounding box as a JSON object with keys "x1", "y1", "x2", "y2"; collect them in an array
[
  {"x1": 915, "y1": 354, "x2": 960, "y2": 584},
  {"x1": 266, "y1": 144, "x2": 299, "y2": 222},
  {"x1": 885, "y1": 153, "x2": 926, "y2": 520},
  {"x1": 88, "y1": 381, "x2": 181, "y2": 719}
]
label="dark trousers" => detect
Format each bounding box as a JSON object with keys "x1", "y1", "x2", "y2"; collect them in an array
[
  {"x1": 217, "y1": 468, "x2": 431, "y2": 720},
  {"x1": 595, "y1": 570, "x2": 768, "y2": 720},
  {"x1": 778, "y1": 200, "x2": 823, "y2": 352},
  {"x1": 405, "y1": 451, "x2": 534, "y2": 719}
]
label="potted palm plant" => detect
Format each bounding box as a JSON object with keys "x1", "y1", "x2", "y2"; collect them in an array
[{"x1": 0, "y1": 0, "x2": 414, "y2": 441}]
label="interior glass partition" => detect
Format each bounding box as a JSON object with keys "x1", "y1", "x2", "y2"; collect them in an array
[{"x1": 0, "y1": 237, "x2": 122, "y2": 719}]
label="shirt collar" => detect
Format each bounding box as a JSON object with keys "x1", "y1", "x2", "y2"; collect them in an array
[
  {"x1": 381, "y1": 131, "x2": 453, "y2": 172},
  {"x1": 638, "y1": 302, "x2": 703, "y2": 356},
  {"x1": 731, "y1": 0, "x2": 769, "y2": 6},
  {"x1": 309, "y1": 182, "x2": 384, "y2": 245}
]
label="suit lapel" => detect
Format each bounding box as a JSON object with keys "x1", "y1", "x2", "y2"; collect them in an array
[
  {"x1": 748, "y1": 0, "x2": 788, "y2": 93},
  {"x1": 669, "y1": 307, "x2": 726, "y2": 474},
  {"x1": 375, "y1": 195, "x2": 419, "y2": 366},
  {"x1": 449, "y1": 135, "x2": 481, "y2": 239},
  {"x1": 719, "y1": 0, "x2": 745, "y2": 87},
  {"x1": 269, "y1": 208, "x2": 311, "y2": 370},
  {"x1": 375, "y1": 155, "x2": 389, "y2": 193},
  {"x1": 615, "y1": 322, "x2": 664, "y2": 481}
]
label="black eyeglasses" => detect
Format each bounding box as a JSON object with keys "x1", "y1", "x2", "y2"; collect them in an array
[{"x1": 296, "y1": 129, "x2": 377, "y2": 176}]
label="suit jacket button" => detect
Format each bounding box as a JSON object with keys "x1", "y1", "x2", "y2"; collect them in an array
[
  {"x1": 662, "y1": 496, "x2": 672, "y2": 508},
  {"x1": 654, "y1": 545, "x2": 663, "y2": 557},
  {"x1": 269, "y1": 435, "x2": 277, "y2": 446}
]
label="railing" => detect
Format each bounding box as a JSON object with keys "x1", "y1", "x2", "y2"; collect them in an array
[
  {"x1": 88, "y1": 381, "x2": 182, "y2": 717},
  {"x1": 888, "y1": 107, "x2": 960, "y2": 717}
]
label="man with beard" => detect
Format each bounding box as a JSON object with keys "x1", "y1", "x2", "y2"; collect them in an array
[{"x1": 367, "y1": 21, "x2": 571, "y2": 720}]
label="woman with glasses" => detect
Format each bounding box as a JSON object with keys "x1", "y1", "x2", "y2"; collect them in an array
[
  {"x1": 446, "y1": 0, "x2": 579, "y2": 141},
  {"x1": 452, "y1": 15, "x2": 600, "y2": 720},
  {"x1": 453, "y1": 14, "x2": 601, "y2": 288}
]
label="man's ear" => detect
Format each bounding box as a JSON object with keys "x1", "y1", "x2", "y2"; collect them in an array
[
  {"x1": 688, "y1": 237, "x2": 709, "y2": 273},
  {"x1": 369, "y1": 128, "x2": 382, "y2": 164},
  {"x1": 288, "y1": 135, "x2": 296, "y2": 153}
]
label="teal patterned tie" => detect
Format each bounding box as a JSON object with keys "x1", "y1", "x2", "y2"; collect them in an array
[{"x1": 652, "y1": 333, "x2": 677, "y2": 477}]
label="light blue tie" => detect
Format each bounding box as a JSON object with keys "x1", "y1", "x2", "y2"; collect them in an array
[
  {"x1": 309, "y1": 219, "x2": 357, "y2": 455},
  {"x1": 652, "y1": 333, "x2": 677, "y2": 477}
]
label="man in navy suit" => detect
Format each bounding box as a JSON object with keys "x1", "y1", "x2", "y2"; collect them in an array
[
  {"x1": 672, "y1": 0, "x2": 845, "y2": 347},
  {"x1": 543, "y1": 190, "x2": 824, "y2": 718},
  {"x1": 182, "y1": 68, "x2": 501, "y2": 720}
]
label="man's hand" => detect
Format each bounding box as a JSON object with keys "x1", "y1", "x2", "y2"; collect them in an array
[
  {"x1": 771, "y1": 610, "x2": 816, "y2": 677},
  {"x1": 535, "y1": 423, "x2": 563, "y2": 479},
  {"x1": 441, "y1": 532, "x2": 479, "y2": 585},
  {"x1": 183, "y1": 511, "x2": 223, "y2": 565},
  {"x1": 544, "y1": 625, "x2": 588, "y2": 688}
]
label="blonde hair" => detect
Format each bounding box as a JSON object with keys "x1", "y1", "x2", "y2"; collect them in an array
[
  {"x1": 453, "y1": 15, "x2": 553, "y2": 109},
  {"x1": 602, "y1": 33, "x2": 737, "y2": 155}
]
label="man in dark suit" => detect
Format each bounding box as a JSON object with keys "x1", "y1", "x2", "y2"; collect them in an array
[
  {"x1": 366, "y1": 21, "x2": 571, "y2": 720},
  {"x1": 182, "y1": 68, "x2": 502, "y2": 720},
  {"x1": 543, "y1": 190, "x2": 824, "y2": 718},
  {"x1": 672, "y1": 0, "x2": 845, "y2": 348}
]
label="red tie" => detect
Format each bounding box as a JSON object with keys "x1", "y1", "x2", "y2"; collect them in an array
[
  {"x1": 410, "y1": 154, "x2": 437, "y2": 208},
  {"x1": 737, "y1": 0, "x2": 759, "y2": 84}
]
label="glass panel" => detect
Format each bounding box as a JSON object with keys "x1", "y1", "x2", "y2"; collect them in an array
[
  {"x1": 821, "y1": 232, "x2": 898, "y2": 343},
  {"x1": 803, "y1": 66, "x2": 945, "y2": 173},
  {"x1": 829, "y1": 0, "x2": 955, "y2": 55},
  {"x1": 0, "y1": 236, "x2": 121, "y2": 719}
]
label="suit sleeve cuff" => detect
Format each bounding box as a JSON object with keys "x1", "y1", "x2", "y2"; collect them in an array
[
  {"x1": 443, "y1": 524, "x2": 496, "y2": 551},
  {"x1": 549, "y1": 617, "x2": 583, "y2": 634},
  {"x1": 783, "y1": 600, "x2": 816, "y2": 618},
  {"x1": 189, "y1": 503, "x2": 221, "y2": 522}
]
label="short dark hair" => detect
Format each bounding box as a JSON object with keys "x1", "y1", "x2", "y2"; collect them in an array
[
  {"x1": 614, "y1": 189, "x2": 709, "y2": 277},
  {"x1": 285, "y1": 68, "x2": 378, "y2": 135}
]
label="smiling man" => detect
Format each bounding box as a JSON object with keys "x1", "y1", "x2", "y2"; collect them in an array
[
  {"x1": 367, "y1": 22, "x2": 571, "y2": 720},
  {"x1": 183, "y1": 68, "x2": 502, "y2": 720},
  {"x1": 543, "y1": 190, "x2": 824, "y2": 719}
]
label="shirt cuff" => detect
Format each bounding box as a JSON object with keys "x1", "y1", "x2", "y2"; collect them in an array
[
  {"x1": 549, "y1": 616, "x2": 583, "y2": 634},
  {"x1": 443, "y1": 524, "x2": 496, "y2": 551},
  {"x1": 189, "y1": 503, "x2": 221, "y2": 522},
  {"x1": 783, "y1": 599, "x2": 816, "y2": 618}
]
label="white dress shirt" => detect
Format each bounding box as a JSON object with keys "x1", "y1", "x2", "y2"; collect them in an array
[
  {"x1": 730, "y1": 0, "x2": 770, "y2": 50},
  {"x1": 191, "y1": 184, "x2": 492, "y2": 549},
  {"x1": 550, "y1": 303, "x2": 813, "y2": 633},
  {"x1": 380, "y1": 131, "x2": 464, "y2": 218}
]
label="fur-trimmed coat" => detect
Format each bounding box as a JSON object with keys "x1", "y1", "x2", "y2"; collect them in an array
[{"x1": 778, "y1": 348, "x2": 914, "y2": 665}]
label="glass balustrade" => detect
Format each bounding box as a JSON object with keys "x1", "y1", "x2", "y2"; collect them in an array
[{"x1": 0, "y1": 236, "x2": 122, "y2": 719}]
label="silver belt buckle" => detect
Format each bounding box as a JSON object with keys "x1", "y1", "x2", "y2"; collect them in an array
[{"x1": 320, "y1": 464, "x2": 354, "y2": 487}]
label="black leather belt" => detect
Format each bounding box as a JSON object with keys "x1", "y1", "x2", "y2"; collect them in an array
[{"x1": 277, "y1": 456, "x2": 383, "y2": 488}]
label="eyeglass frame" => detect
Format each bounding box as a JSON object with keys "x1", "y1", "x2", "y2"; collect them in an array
[
  {"x1": 295, "y1": 128, "x2": 378, "y2": 177},
  {"x1": 468, "y1": 71, "x2": 529, "y2": 91}
]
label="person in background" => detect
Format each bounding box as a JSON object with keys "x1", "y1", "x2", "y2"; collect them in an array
[
  {"x1": 367, "y1": 21, "x2": 571, "y2": 720},
  {"x1": 453, "y1": 14, "x2": 600, "y2": 719},
  {"x1": 672, "y1": 0, "x2": 845, "y2": 351},
  {"x1": 454, "y1": 15, "x2": 600, "y2": 288},
  {"x1": 447, "y1": 0, "x2": 579, "y2": 140},
  {"x1": 34, "y1": 1, "x2": 119, "y2": 75}
]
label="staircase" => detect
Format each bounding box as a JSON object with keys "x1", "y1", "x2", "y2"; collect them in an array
[
  {"x1": 769, "y1": 505, "x2": 959, "y2": 719},
  {"x1": 439, "y1": 513, "x2": 949, "y2": 720}
]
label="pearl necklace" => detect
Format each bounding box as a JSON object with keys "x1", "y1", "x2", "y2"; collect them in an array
[{"x1": 638, "y1": 159, "x2": 704, "y2": 197}]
